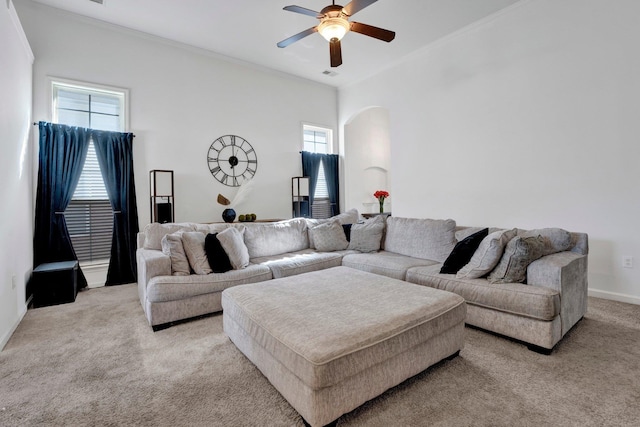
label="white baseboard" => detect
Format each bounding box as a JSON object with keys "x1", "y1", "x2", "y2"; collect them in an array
[
  {"x1": 0, "y1": 305, "x2": 27, "y2": 351},
  {"x1": 588, "y1": 288, "x2": 640, "y2": 306}
]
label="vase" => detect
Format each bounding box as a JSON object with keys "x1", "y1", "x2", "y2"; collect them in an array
[
  {"x1": 379, "y1": 199, "x2": 384, "y2": 213},
  {"x1": 222, "y1": 208, "x2": 236, "y2": 223}
]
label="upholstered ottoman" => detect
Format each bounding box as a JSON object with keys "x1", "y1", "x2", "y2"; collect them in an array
[{"x1": 222, "y1": 266, "x2": 466, "y2": 426}]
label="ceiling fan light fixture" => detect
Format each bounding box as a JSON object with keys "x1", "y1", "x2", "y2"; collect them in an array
[{"x1": 318, "y1": 17, "x2": 350, "y2": 42}]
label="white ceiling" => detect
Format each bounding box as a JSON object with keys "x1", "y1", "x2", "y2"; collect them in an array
[{"x1": 30, "y1": 0, "x2": 522, "y2": 88}]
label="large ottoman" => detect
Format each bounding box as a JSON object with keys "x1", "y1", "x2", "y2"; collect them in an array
[{"x1": 222, "y1": 266, "x2": 466, "y2": 426}]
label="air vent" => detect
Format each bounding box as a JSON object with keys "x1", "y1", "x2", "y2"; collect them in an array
[
  {"x1": 89, "y1": 0, "x2": 104, "y2": 4},
  {"x1": 322, "y1": 70, "x2": 338, "y2": 77}
]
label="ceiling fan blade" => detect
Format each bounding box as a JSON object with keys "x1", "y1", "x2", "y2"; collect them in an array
[
  {"x1": 350, "y1": 22, "x2": 395, "y2": 42},
  {"x1": 342, "y1": 0, "x2": 378, "y2": 17},
  {"x1": 283, "y1": 5, "x2": 322, "y2": 18},
  {"x1": 277, "y1": 27, "x2": 318, "y2": 48},
  {"x1": 329, "y1": 39, "x2": 342, "y2": 67}
]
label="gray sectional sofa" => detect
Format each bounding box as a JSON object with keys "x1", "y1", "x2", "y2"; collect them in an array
[{"x1": 136, "y1": 209, "x2": 588, "y2": 352}]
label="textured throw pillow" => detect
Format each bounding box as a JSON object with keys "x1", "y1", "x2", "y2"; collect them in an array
[
  {"x1": 161, "y1": 231, "x2": 191, "y2": 276},
  {"x1": 332, "y1": 208, "x2": 360, "y2": 225},
  {"x1": 181, "y1": 232, "x2": 212, "y2": 275},
  {"x1": 309, "y1": 220, "x2": 349, "y2": 252},
  {"x1": 488, "y1": 235, "x2": 547, "y2": 283},
  {"x1": 440, "y1": 228, "x2": 489, "y2": 274},
  {"x1": 204, "y1": 233, "x2": 233, "y2": 273},
  {"x1": 519, "y1": 228, "x2": 572, "y2": 256},
  {"x1": 348, "y1": 216, "x2": 385, "y2": 253},
  {"x1": 456, "y1": 228, "x2": 517, "y2": 279},
  {"x1": 216, "y1": 227, "x2": 250, "y2": 270}
]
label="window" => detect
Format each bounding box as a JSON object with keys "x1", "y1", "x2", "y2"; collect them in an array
[
  {"x1": 51, "y1": 78, "x2": 128, "y2": 264},
  {"x1": 303, "y1": 124, "x2": 333, "y2": 219}
]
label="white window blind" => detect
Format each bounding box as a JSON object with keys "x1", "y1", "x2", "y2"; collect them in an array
[{"x1": 52, "y1": 79, "x2": 126, "y2": 264}]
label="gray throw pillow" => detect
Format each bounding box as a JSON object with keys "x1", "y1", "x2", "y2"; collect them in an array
[
  {"x1": 216, "y1": 226, "x2": 250, "y2": 270},
  {"x1": 309, "y1": 220, "x2": 349, "y2": 252},
  {"x1": 488, "y1": 235, "x2": 547, "y2": 283},
  {"x1": 161, "y1": 231, "x2": 190, "y2": 276},
  {"x1": 348, "y1": 216, "x2": 385, "y2": 253},
  {"x1": 519, "y1": 228, "x2": 572, "y2": 256},
  {"x1": 181, "y1": 232, "x2": 212, "y2": 275},
  {"x1": 456, "y1": 228, "x2": 517, "y2": 279}
]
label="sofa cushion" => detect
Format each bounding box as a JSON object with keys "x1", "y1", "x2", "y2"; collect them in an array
[
  {"x1": 519, "y1": 228, "x2": 572, "y2": 256},
  {"x1": 348, "y1": 216, "x2": 385, "y2": 253},
  {"x1": 309, "y1": 220, "x2": 349, "y2": 252},
  {"x1": 440, "y1": 228, "x2": 489, "y2": 274},
  {"x1": 217, "y1": 226, "x2": 250, "y2": 270},
  {"x1": 457, "y1": 229, "x2": 517, "y2": 279},
  {"x1": 488, "y1": 235, "x2": 547, "y2": 284},
  {"x1": 204, "y1": 233, "x2": 233, "y2": 273},
  {"x1": 306, "y1": 209, "x2": 359, "y2": 249},
  {"x1": 406, "y1": 264, "x2": 560, "y2": 321},
  {"x1": 143, "y1": 222, "x2": 195, "y2": 250},
  {"x1": 252, "y1": 249, "x2": 345, "y2": 279},
  {"x1": 384, "y1": 217, "x2": 457, "y2": 262},
  {"x1": 161, "y1": 231, "x2": 190, "y2": 276},
  {"x1": 181, "y1": 232, "x2": 212, "y2": 275},
  {"x1": 244, "y1": 218, "x2": 309, "y2": 258},
  {"x1": 342, "y1": 251, "x2": 438, "y2": 281}
]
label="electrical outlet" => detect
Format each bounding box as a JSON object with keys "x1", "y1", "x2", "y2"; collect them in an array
[{"x1": 622, "y1": 256, "x2": 633, "y2": 269}]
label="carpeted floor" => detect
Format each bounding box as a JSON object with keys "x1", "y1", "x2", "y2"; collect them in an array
[{"x1": 0, "y1": 284, "x2": 638, "y2": 427}]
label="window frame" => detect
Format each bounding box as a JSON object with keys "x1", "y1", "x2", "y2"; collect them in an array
[
  {"x1": 49, "y1": 77, "x2": 130, "y2": 266},
  {"x1": 302, "y1": 123, "x2": 334, "y2": 155},
  {"x1": 302, "y1": 123, "x2": 335, "y2": 219}
]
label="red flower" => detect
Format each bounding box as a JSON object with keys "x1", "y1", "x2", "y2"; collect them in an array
[{"x1": 373, "y1": 190, "x2": 389, "y2": 200}]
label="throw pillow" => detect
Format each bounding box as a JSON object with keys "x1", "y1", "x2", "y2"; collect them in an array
[
  {"x1": 348, "y1": 216, "x2": 385, "y2": 253},
  {"x1": 488, "y1": 235, "x2": 547, "y2": 283},
  {"x1": 216, "y1": 227, "x2": 250, "y2": 270},
  {"x1": 456, "y1": 228, "x2": 517, "y2": 279},
  {"x1": 440, "y1": 228, "x2": 489, "y2": 274},
  {"x1": 161, "y1": 231, "x2": 191, "y2": 276},
  {"x1": 342, "y1": 224, "x2": 352, "y2": 242},
  {"x1": 204, "y1": 233, "x2": 233, "y2": 273},
  {"x1": 181, "y1": 232, "x2": 212, "y2": 275},
  {"x1": 519, "y1": 228, "x2": 572, "y2": 256},
  {"x1": 309, "y1": 220, "x2": 349, "y2": 252}
]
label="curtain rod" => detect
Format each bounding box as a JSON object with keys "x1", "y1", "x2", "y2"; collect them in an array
[{"x1": 33, "y1": 122, "x2": 136, "y2": 138}]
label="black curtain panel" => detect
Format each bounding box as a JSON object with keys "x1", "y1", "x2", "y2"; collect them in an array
[
  {"x1": 92, "y1": 130, "x2": 139, "y2": 286},
  {"x1": 322, "y1": 154, "x2": 340, "y2": 216},
  {"x1": 301, "y1": 151, "x2": 322, "y2": 207},
  {"x1": 34, "y1": 122, "x2": 90, "y2": 289}
]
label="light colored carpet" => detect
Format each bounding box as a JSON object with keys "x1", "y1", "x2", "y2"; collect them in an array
[{"x1": 0, "y1": 284, "x2": 638, "y2": 426}]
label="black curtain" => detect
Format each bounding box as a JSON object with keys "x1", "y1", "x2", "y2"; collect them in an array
[
  {"x1": 92, "y1": 130, "x2": 139, "y2": 286},
  {"x1": 34, "y1": 122, "x2": 89, "y2": 289},
  {"x1": 301, "y1": 151, "x2": 322, "y2": 207},
  {"x1": 323, "y1": 154, "x2": 340, "y2": 216}
]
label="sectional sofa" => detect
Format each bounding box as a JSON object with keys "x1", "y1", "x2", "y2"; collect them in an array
[{"x1": 136, "y1": 209, "x2": 588, "y2": 352}]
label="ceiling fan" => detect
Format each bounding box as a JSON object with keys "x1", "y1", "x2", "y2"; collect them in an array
[{"x1": 277, "y1": 0, "x2": 395, "y2": 68}]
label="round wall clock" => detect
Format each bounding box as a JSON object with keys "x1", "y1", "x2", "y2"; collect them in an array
[{"x1": 207, "y1": 135, "x2": 258, "y2": 187}]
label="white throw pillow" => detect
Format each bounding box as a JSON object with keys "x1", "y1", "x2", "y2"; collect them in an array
[
  {"x1": 181, "y1": 232, "x2": 212, "y2": 275},
  {"x1": 309, "y1": 220, "x2": 349, "y2": 252},
  {"x1": 161, "y1": 231, "x2": 190, "y2": 276},
  {"x1": 456, "y1": 228, "x2": 517, "y2": 279},
  {"x1": 216, "y1": 227, "x2": 250, "y2": 270},
  {"x1": 348, "y1": 216, "x2": 385, "y2": 253}
]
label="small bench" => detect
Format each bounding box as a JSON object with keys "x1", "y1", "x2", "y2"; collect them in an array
[{"x1": 222, "y1": 266, "x2": 466, "y2": 426}]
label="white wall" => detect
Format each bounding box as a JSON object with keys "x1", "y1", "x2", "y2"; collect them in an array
[
  {"x1": 0, "y1": 0, "x2": 34, "y2": 350},
  {"x1": 16, "y1": 0, "x2": 338, "y2": 228},
  {"x1": 339, "y1": 0, "x2": 640, "y2": 304}
]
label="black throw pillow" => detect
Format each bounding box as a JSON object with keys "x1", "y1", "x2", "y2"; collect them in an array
[
  {"x1": 440, "y1": 228, "x2": 489, "y2": 274},
  {"x1": 205, "y1": 233, "x2": 233, "y2": 273},
  {"x1": 342, "y1": 224, "x2": 352, "y2": 242}
]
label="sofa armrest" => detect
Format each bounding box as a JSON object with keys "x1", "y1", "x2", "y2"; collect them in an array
[
  {"x1": 527, "y1": 251, "x2": 588, "y2": 336},
  {"x1": 137, "y1": 248, "x2": 171, "y2": 288}
]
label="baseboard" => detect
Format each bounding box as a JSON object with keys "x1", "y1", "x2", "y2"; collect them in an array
[
  {"x1": 588, "y1": 288, "x2": 640, "y2": 306},
  {"x1": 0, "y1": 305, "x2": 27, "y2": 351}
]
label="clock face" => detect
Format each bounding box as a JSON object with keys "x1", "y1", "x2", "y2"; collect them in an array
[{"x1": 207, "y1": 135, "x2": 258, "y2": 187}]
